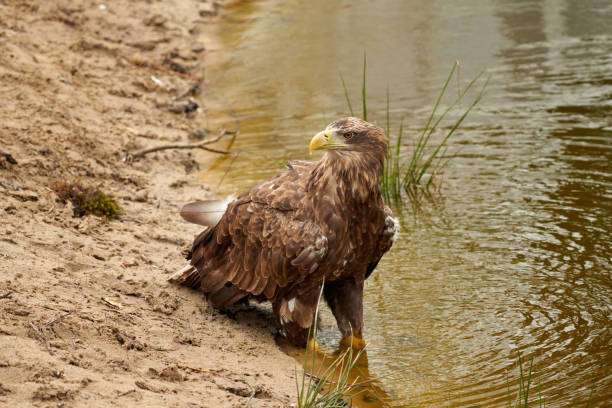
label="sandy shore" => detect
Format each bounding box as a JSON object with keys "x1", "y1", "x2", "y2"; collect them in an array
[{"x1": 0, "y1": 0, "x2": 298, "y2": 406}]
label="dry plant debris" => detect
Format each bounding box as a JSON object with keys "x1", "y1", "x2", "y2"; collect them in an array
[{"x1": 52, "y1": 181, "x2": 122, "y2": 220}]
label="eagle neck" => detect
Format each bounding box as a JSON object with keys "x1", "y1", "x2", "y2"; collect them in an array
[{"x1": 306, "y1": 150, "x2": 384, "y2": 228}]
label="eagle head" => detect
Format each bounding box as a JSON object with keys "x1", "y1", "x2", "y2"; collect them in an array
[{"x1": 309, "y1": 117, "x2": 388, "y2": 156}]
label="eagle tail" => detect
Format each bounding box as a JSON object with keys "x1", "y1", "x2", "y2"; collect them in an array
[
  {"x1": 173, "y1": 197, "x2": 235, "y2": 290},
  {"x1": 169, "y1": 264, "x2": 201, "y2": 289}
]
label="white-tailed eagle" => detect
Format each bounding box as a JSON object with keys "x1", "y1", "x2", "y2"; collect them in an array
[{"x1": 173, "y1": 117, "x2": 398, "y2": 348}]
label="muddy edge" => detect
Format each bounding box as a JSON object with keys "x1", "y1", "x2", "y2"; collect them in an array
[{"x1": 0, "y1": 1, "x2": 297, "y2": 407}]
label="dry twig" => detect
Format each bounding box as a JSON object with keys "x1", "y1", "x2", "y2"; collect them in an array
[
  {"x1": 101, "y1": 297, "x2": 123, "y2": 309},
  {"x1": 0, "y1": 291, "x2": 12, "y2": 300},
  {"x1": 244, "y1": 379, "x2": 257, "y2": 407},
  {"x1": 124, "y1": 129, "x2": 236, "y2": 161},
  {"x1": 115, "y1": 389, "x2": 136, "y2": 399},
  {"x1": 28, "y1": 318, "x2": 51, "y2": 351},
  {"x1": 43, "y1": 311, "x2": 72, "y2": 328},
  {"x1": 177, "y1": 364, "x2": 213, "y2": 374},
  {"x1": 128, "y1": 57, "x2": 201, "y2": 82},
  {"x1": 0, "y1": 151, "x2": 17, "y2": 165}
]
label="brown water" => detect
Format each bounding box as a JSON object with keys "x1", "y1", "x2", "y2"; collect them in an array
[{"x1": 195, "y1": 0, "x2": 612, "y2": 406}]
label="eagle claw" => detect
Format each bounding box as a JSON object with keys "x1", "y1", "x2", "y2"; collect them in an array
[{"x1": 339, "y1": 335, "x2": 367, "y2": 350}]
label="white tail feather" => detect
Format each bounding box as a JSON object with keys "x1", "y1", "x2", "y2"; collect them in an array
[
  {"x1": 180, "y1": 195, "x2": 235, "y2": 227},
  {"x1": 169, "y1": 264, "x2": 195, "y2": 282}
]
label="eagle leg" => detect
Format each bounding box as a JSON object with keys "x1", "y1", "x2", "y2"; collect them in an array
[
  {"x1": 273, "y1": 286, "x2": 323, "y2": 347},
  {"x1": 279, "y1": 320, "x2": 310, "y2": 347},
  {"x1": 324, "y1": 277, "x2": 366, "y2": 349}
]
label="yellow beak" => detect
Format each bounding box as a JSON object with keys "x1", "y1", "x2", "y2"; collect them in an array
[{"x1": 309, "y1": 130, "x2": 347, "y2": 154}]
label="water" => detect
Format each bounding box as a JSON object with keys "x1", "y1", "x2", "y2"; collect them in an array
[{"x1": 194, "y1": 0, "x2": 612, "y2": 406}]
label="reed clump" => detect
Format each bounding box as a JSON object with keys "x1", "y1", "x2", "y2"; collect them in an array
[
  {"x1": 507, "y1": 352, "x2": 546, "y2": 408},
  {"x1": 297, "y1": 344, "x2": 364, "y2": 408},
  {"x1": 296, "y1": 286, "x2": 368, "y2": 407},
  {"x1": 342, "y1": 58, "x2": 488, "y2": 204}
]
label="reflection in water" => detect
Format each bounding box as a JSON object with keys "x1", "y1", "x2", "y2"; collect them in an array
[
  {"x1": 194, "y1": 0, "x2": 612, "y2": 406},
  {"x1": 280, "y1": 340, "x2": 392, "y2": 408}
]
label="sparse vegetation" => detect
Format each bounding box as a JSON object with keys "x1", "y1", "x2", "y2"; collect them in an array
[
  {"x1": 507, "y1": 352, "x2": 545, "y2": 408},
  {"x1": 296, "y1": 288, "x2": 368, "y2": 407},
  {"x1": 52, "y1": 180, "x2": 122, "y2": 220},
  {"x1": 342, "y1": 57, "x2": 488, "y2": 204},
  {"x1": 297, "y1": 344, "x2": 364, "y2": 408}
]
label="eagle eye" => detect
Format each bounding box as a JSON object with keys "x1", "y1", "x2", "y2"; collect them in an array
[{"x1": 344, "y1": 132, "x2": 355, "y2": 140}]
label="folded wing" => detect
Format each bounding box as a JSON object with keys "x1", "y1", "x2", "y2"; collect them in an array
[{"x1": 173, "y1": 161, "x2": 328, "y2": 308}]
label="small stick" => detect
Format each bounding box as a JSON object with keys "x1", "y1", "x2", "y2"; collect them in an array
[
  {"x1": 0, "y1": 291, "x2": 12, "y2": 300},
  {"x1": 0, "y1": 151, "x2": 17, "y2": 164},
  {"x1": 28, "y1": 318, "x2": 51, "y2": 351},
  {"x1": 115, "y1": 389, "x2": 136, "y2": 399},
  {"x1": 125, "y1": 130, "x2": 236, "y2": 161},
  {"x1": 217, "y1": 149, "x2": 241, "y2": 188},
  {"x1": 43, "y1": 311, "x2": 72, "y2": 328},
  {"x1": 244, "y1": 380, "x2": 256, "y2": 406},
  {"x1": 128, "y1": 57, "x2": 201, "y2": 82},
  {"x1": 177, "y1": 364, "x2": 212, "y2": 374},
  {"x1": 150, "y1": 346, "x2": 174, "y2": 352},
  {"x1": 101, "y1": 297, "x2": 122, "y2": 309}
]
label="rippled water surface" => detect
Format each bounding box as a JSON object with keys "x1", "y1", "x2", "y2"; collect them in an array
[{"x1": 195, "y1": 0, "x2": 612, "y2": 406}]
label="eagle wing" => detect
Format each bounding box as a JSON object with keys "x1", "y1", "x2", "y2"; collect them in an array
[
  {"x1": 365, "y1": 205, "x2": 397, "y2": 279},
  {"x1": 186, "y1": 161, "x2": 328, "y2": 307}
]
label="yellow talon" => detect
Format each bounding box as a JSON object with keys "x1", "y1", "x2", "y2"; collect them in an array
[
  {"x1": 307, "y1": 337, "x2": 326, "y2": 354},
  {"x1": 339, "y1": 334, "x2": 367, "y2": 350}
]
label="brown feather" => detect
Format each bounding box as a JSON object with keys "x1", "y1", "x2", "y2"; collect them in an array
[
  {"x1": 209, "y1": 285, "x2": 246, "y2": 309},
  {"x1": 251, "y1": 276, "x2": 268, "y2": 296},
  {"x1": 263, "y1": 278, "x2": 277, "y2": 299}
]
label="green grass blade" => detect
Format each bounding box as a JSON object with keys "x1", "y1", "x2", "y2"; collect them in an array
[
  {"x1": 386, "y1": 87, "x2": 390, "y2": 140},
  {"x1": 538, "y1": 373, "x2": 544, "y2": 408},
  {"x1": 340, "y1": 73, "x2": 354, "y2": 117},
  {"x1": 342, "y1": 59, "x2": 486, "y2": 207},
  {"x1": 392, "y1": 119, "x2": 404, "y2": 198},
  {"x1": 411, "y1": 69, "x2": 483, "y2": 180},
  {"x1": 426, "y1": 145, "x2": 448, "y2": 189},
  {"x1": 382, "y1": 87, "x2": 391, "y2": 201},
  {"x1": 362, "y1": 52, "x2": 367, "y2": 121},
  {"x1": 415, "y1": 75, "x2": 488, "y2": 183},
  {"x1": 404, "y1": 67, "x2": 484, "y2": 188},
  {"x1": 517, "y1": 352, "x2": 524, "y2": 408},
  {"x1": 524, "y1": 354, "x2": 534, "y2": 407},
  {"x1": 404, "y1": 61, "x2": 457, "y2": 183}
]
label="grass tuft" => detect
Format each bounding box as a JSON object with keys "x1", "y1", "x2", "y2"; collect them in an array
[
  {"x1": 296, "y1": 286, "x2": 367, "y2": 407},
  {"x1": 52, "y1": 180, "x2": 122, "y2": 220},
  {"x1": 297, "y1": 345, "x2": 364, "y2": 407},
  {"x1": 342, "y1": 59, "x2": 488, "y2": 205},
  {"x1": 507, "y1": 352, "x2": 546, "y2": 408}
]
